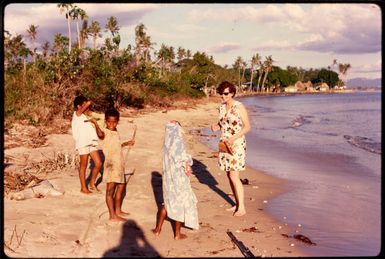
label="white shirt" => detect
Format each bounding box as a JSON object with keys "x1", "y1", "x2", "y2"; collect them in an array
[{"x1": 71, "y1": 112, "x2": 99, "y2": 150}]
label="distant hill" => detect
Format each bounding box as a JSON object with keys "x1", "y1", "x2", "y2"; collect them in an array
[{"x1": 346, "y1": 77, "x2": 381, "y2": 88}]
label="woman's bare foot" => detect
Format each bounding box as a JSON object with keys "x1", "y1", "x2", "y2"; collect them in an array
[
  {"x1": 226, "y1": 206, "x2": 236, "y2": 212},
  {"x1": 151, "y1": 229, "x2": 161, "y2": 236},
  {"x1": 174, "y1": 233, "x2": 188, "y2": 240},
  {"x1": 117, "y1": 211, "x2": 130, "y2": 218},
  {"x1": 80, "y1": 188, "x2": 92, "y2": 194},
  {"x1": 233, "y1": 210, "x2": 246, "y2": 217}
]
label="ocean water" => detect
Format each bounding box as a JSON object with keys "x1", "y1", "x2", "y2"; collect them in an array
[{"x1": 199, "y1": 91, "x2": 381, "y2": 256}]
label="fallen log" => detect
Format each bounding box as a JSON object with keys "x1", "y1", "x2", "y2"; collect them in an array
[{"x1": 226, "y1": 230, "x2": 257, "y2": 257}]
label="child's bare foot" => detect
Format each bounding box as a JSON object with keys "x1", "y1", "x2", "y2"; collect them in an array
[
  {"x1": 226, "y1": 206, "x2": 236, "y2": 212},
  {"x1": 80, "y1": 189, "x2": 92, "y2": 194},
  {"x1": 151, "y1": 229, "x2": 161, "y2": 236},
  {"x1": 117, "y1": 211, "x2": 130, "y2": 218},
  {"x1": 233, "y1": 210, "x2": 246, "y2": 217},
  {"x1": 109, "y1": 216, "x2": 127, "y2": 222},
  {"x1": 89, "y1": 186, "x2": 101, "y2": 193},
  {"x1": 174, "y1": 233, "x2": 188, "y2": 240}
]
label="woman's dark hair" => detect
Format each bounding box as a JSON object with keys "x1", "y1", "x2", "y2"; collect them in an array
[
  {"x1": 74, "y1": 95, "x2": 88, "y2": 109},
  {"x1": 105, "y1": 108, "x2": 120, "y2": 120},
  {"x1": 217, "y1": 81, "x2": 236, "y2": 97}
]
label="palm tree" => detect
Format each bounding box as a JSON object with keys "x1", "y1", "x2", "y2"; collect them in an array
[
  {"x1": 42, "y1": 41, "x2": 50, "y2": 60},
  {"x1": 257, "y1": 63, "x2": 264, "y2": 92},
  {"x1": 261, "y1": 55, "x2": 274, "y2": 92},
  {"x1": 177, "y1": 46, "x2": 186, "y2": 62},
  {"x1": 156, "y1": 43, "x2": 175, "y2": 76},
  {"x1": 19, "y1": 47, "x2": 31, "y2": 76},
  {"x1": 88, "y1": 21, "x2": 102, "y2": 49},
  {"x1": 105, "y1": 16, "x2": 120, "y2": 37},
  {"x1": 186, "y1": 49, "x2": 192, "y2": 59},
  {"x1": 134, "y1": 23, "x2": 153, "y2": 63},
  {"x1": 338, "y1": 63, "x2": 351, "y2": 87},
  {"x1": 240, "y1": 60, "x2": 247, "y2": 92},
  {"x1": 69, "y1": 6, "x2": 88, "y2": 49},
  {"x1": 79, "y1": 20, "x2": 89, "y2": 49},
  {"x1": 27, "y1": 24, "x2": 38, "y2": 63},
  {"x1": 249, "y1": 53, "x2": 261, "y2": 92},
  {"x1": 233, "y1": 56, "x2": 243, "y2": 90},
  {"x1": 57, "y1": 3, "x2": 73, "y2": 52},
  {"x1": 52, "y1": 33, "x2": 69, "y2": 54}
]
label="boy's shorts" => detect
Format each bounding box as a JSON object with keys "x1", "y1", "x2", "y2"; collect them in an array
[{"x1": 77, "y1": 145, "x2": 98, "y2": 155}]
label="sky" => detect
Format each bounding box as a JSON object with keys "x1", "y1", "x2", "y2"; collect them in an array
[{"x1": 3, "y1": 3, "x2": 382, "y2": 79}]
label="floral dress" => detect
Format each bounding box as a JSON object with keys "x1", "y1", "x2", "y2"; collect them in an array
[
  {"x1": 100, "y1": 129, "x2": 125, "y2": 184},
  {"x1": 218, "y1": 100, "x2": 246, "y2": 172}
]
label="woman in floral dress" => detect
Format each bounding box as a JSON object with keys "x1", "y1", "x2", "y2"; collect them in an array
[{"x1": 211, "y1": 81, "x2": 251, "y2": 216}]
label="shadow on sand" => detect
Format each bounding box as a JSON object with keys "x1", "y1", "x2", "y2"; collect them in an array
[
  {"x1": 102, "y1": 219, "x2": 160, "y2": 257},
  {"x1": 191, "y1": 158, "x2": 235, "y2": 206}
]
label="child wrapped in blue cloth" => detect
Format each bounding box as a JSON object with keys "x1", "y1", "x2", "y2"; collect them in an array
[{"x1": 152, "y1": 120, "x2": 199, "y2": 240}]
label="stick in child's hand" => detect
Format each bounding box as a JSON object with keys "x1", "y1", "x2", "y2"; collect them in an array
[{"x1": 84, "y1": 118, "x2": 100, "y2": 122}]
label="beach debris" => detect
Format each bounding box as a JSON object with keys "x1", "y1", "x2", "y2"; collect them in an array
[
  {"x1": 10, "y1": 180, "x2": 64, "y2": 200},
  {"x1": 4, "y1": 170, "x2": 46, "y2": 195},
  {"x1": 281, "y1": 233, "x2": 316, "y2": 246},
  {"x1": 343, "y1": 135, "x2": 381, "y2": 154},
  {"x1": 293, "y1": 234, "x2": 316, "y2": 245},
  {"x1": 242, "y1": 227, "x2": 261, "y2": 233},
  {"x1": 5, "y1": 225, "x2": 26, "y2": 252},
  {"x1": 226, "y1": 230, "x2": 257, "y2": 257},
  {"x1": 240, "y1": 178, "x2": 249, "y2": 185},
  {"x1": 252, "y1": 185, "x2": 259, "y2": 189},
  {"x1": 263, "y1": 200, "x2": 268, "y2": 203}
]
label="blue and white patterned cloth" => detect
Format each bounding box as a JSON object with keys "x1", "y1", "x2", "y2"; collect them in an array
[{"x1": 162, "y1": 121, "x2": 199, "y2": 230}]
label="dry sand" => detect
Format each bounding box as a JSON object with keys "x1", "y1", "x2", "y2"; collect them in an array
[{"x1": 4, "y1": 98, "x2": 309, "y2": 257}]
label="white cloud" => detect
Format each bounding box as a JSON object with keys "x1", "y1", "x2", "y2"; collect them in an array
[
  {"x1": 252, "y1": 40, "x2": 296, "y2": 51},
  {"x1": 207, "y1": 42, "x2": 241, "y2": 53}
]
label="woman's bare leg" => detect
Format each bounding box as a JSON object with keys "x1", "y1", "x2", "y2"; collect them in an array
[
  {"x1": 226, "y1": 171, "x2": 237, "y2": 212},
  {"x1": 229, "y1": 170, "x2": 246, "y2": 216}
]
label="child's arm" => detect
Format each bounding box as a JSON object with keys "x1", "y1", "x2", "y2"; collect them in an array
[
  {"x1": 76, "y1": 101, "x2": 91, "y2": 116},
  {"x1": 184, "y1": 161, "x2": 193, "y2": 177},
  {"x1": 88, "y1": 118, "x2": 105, "y2": 139},
  {"x1": 121, "y1": 139, "x2": 135, "y2": 147}
]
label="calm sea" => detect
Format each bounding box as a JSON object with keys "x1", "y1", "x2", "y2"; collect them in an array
[{"x1": 199, "y1": 91, "x2": 381, "y2": 256}]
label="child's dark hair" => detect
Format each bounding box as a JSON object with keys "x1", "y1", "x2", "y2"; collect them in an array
[
  {"x1": 74, "y1": 95, "x2": 88, "y2": 109},
  {"x1": 105, "y1": 108, "x2": 120, "y2": 120}
]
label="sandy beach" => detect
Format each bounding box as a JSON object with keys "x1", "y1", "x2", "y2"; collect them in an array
[{"x1": 4, "y1": 98, "x2": 309, "y2": 257}]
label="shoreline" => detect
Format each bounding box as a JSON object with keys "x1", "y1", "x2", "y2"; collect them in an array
[{"x1": 4, "y1": 99, "x2": 309, "y2": 257}]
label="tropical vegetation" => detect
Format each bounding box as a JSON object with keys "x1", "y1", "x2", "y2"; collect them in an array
[{"x1": 4, "y1": 4, "x2": 351, "y2": 127}]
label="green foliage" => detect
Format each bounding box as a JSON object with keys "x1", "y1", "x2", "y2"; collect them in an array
[
  {"x1": 4, "y1": 20, "x2": 346, "y2": 128},
  {"x1": 267, "y1": 66, "x2": 298, "y2": 87},
  {"x1": 318, "y1": 69, "x2": 339, "y2": 87}
]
